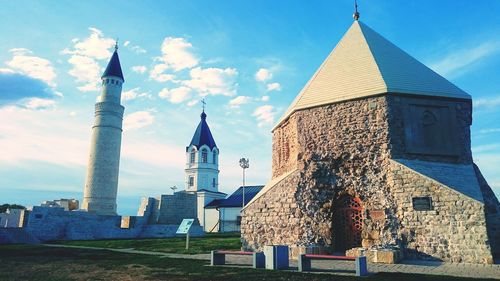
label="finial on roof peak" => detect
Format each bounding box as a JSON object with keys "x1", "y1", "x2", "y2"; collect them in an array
[
  {"x1": 200, "y1": 98, "x2": 207, "y2": 119},
  {"x1": 353, "y1": 0, "x2": 360, "y2": 21},
  {"x1": 115, "y1": 38, "x2": 119, "y2": 51}
]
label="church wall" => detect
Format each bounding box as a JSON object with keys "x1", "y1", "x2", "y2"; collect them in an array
[{"x1": 388, "y1": 161, "x2": 493, "y2": 263}]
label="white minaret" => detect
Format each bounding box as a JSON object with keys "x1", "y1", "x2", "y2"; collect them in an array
[
  {"x1": 185, "y1": 108, "x2": 220, "y2": 193},
  {"x1": 82, "y1": 45, "x2": 125, "y2": 215}
]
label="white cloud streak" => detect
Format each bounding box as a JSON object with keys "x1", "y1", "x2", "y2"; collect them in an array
[
  {"x1": 429, "y1": 41, "x2": 500, "y2": 77},
  {"x1": 183, "y1": 67, "x2": 238, "y2": 96},
  {"x1": 5, "y1": 48, "x2": 57, "y2": 87},
  {"x1": 158, "y1": 86, "x2": 192, "y2": 104},
  {"x1": 62, "y1": 27, "x2": 115, "y2": 92},
  {"x1": 255, "y1": 68, "x2": 272, "y2": 82},
  {"x1": 266, "y1": 82, "x2": 281, "y2": 92},
  {"x1": 123, "y1": 111, "x2": 155, "y2": 131},
  {"x1": 229, "y1": 96, "x2": 252, "y2": 108},
  {"x1": 252, "y1": 105, "x2": 276, "y2": 127}
]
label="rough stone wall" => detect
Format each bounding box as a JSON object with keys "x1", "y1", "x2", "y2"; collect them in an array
[
  {"x1": 242, "y1": 94, "x2": 496, "y2": 263},
  {"x1": 271, "y1": 116, "x2": 299, "y2": 179},
  {"x1": 474, "y1": 164, "x2": 500, "y2": 257},
  {"x1": 15, "y1": 206, "x2": 204, "y2": 243},
  {"x1": 241, "y1": 172, "x2": 301, "y2": 255},
  {"x1": 388, "y1": 161, "x2": 493, "y2": 263},
  {"x1": 157, "y1": 192, "x2": 198, "y2": 225},
  {"x1": 243, "y1": 96, "x2": 398, "y2": 256}
]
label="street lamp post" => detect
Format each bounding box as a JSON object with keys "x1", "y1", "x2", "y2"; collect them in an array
[{"x1": 239, "y1": 158, "x2": 249, "y2": 207}]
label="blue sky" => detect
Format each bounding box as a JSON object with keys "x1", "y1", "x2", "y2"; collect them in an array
[{"x1": 0, "y1": 0, "x2": 499, "y2": 215}]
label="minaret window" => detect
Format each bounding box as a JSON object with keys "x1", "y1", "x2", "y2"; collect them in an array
[
  {"x1": 190, "y1": 150, "x2": 196, "y2": 163},
  {"x1": 213, "y1": 151, "x2": 217, "y2": 164},
  {"x1": 189, "y1": 176, "x2": 194, "y2": 187},
  {"x1": 212, "y1": 178, "x2": 216, "y2": 188},
  {"x1": 201, "y1": 148, "x2": 208, "y2": 163}
]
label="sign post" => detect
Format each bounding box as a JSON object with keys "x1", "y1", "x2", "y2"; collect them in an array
[{"x1": 176, "y1": 219, "x2": 194, "y2": 251}]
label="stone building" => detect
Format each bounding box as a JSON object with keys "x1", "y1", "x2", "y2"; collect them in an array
[
  {"x1": 241, "y1": 19, "x2": 499, "y2": 264},
  {"x1": 82, "y1": 44, "x2": 125, "y2": 215}
]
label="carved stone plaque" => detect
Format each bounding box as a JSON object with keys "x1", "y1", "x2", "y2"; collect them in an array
[
  {"x1": 412, "y1": 197, "x2": 432, "y2": 211},
  {"x1": 403, "y1": 101, "x2": 459, "y2": 156},
  {"x1": 370, "y1": 210, "x2": 385, "y2": 221}
]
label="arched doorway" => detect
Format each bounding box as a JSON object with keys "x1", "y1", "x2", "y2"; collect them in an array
[{"x1": 332, "y1": 195, "x2": 363, "y2": 251}]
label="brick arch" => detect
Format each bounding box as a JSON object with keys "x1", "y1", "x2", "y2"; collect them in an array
[{"x1": 332, "y1": 195, "x2": 363, "y2": 252}]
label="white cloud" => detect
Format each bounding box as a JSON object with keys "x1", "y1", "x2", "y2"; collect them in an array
[
  {"x1": 158, "y1": 86, "x2": 192, "y2": 104},
  {"x1": 478, "y1": 128, "x2": 500, "y2": 134},
  {"x1": 62, "y1": 27, "x2": 115, "y2": 60},
  {"x1": 187, "y1": 100, "x2": 198, "y2": 107},
  {"x1": 62, "y1": 27, "x2": 115, "y2": 92},
  {"x1": 266, "y1": 82, "x2": 281, "y2": 92},
  {"x1": 67, "y1": 55, "x2": 101, "y2": 92},
  {"x1": 149, "y1": 63, "x2": 176, "y2": 82},
  {"x1": 123, "y1": 41, "x2": 130, "y2": 47},
  {"x1": 0, "y1": 106, "x2": 88, "y2": 166},
  {"x1": 0, "y1": 68, "x2": 15, "y2": 74},
  {"x1": 158, "y1": 37, "x2": 198, "y2": 72},
  {"x1": 23, "y1": 98, "x2": 56, "y2": 110},
  {"x1": 429, "y1": 40, "x2": 500, "y2": 77},
  {"x1": 5, "y1": 48, "x2": 57, "y2": 87},
  {"x1": 123, "y1": 111, "x2": 155, "y2": 131},
  {"x1": 261, "y1": 95, "x2": 270, "y2": 102},
  {"x1": 122, "y1": 87, "x2": 150, "y2": 102},
  {"x1": 255, "y1": 68, "x2": 272, "y2": 82},
  {"x1": 472, "y1": 143, "x2": 500, "y2": 154},
  {"x1": 130, "y1": 45, "x2": 146, "y2": 54},
  {"x1": 474, "y1": 96, "x2": 500, "y2": 109},
  {"x1": 149, "y1": 37, "x2": 198, "y2": 82},
  {"x1": 131, "y1": 65, "x2": 147, "y2": 74},
  {"x1": 229, "y1": 96, "x2": 252, "y2": 108},
  {"x1": 183, "y1": 67, "x2": 238, "y2": 96},
  {"x1": 252, "y1": 105, "x2": 276, "y2": 127}
]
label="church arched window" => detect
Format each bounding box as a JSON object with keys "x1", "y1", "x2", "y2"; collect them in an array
[
  {"x1": 213, "y1": 151, "x2": 217, "y2": 164},
  {"x1": 190, "y1": 150, "x2": 196, "y2": 163},
  {"x1": 201, "y1": 148, "x2": 208, "y2": 163}
]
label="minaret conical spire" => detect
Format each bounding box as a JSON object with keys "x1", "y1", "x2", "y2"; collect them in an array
[{"x1": 102, "y1": 44, "x2": 124, "y2": 81}]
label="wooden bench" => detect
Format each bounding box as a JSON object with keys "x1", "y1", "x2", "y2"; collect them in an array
[
  {"x1": 211, "y1": 250, "x2": 265, "y2": 268},
  {"x1": 298, "y1": 254, "x2": 368, "y2": 276}
]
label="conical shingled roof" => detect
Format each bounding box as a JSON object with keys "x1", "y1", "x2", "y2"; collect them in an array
[
  {"x1": 102, "y1": 50, "x2": 124, "y2": 80},
  {"x1": 275, "y1": 21, "x2": 470, "y2": 129},
  {"x1": 189, "y1": 111, "x2": 217, "y2": 150}
]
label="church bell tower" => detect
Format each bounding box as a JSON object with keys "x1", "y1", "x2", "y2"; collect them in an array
[
  {"x1": 82, "y1": 44, "x2": 125, "y2": 215},
  {"x1": 185, "y1": 108, "x2": 219, "y2": 193}
]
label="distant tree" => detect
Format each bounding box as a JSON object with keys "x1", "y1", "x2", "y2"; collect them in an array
[{"x1": 0, "y1": 204, "x2": 26, "y2": 213}]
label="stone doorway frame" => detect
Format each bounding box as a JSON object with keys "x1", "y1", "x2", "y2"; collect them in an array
[{"x1": 332, "y1": 194, "x2": 363, "y2": 252}]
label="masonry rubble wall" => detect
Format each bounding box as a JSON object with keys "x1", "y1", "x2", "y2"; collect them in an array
[
  {"x1": 0, "y1": 204, "x2": 203, "y2": 244},
  {"x1": 241, "y1": 94, "x2": 497, "y2": 263}
]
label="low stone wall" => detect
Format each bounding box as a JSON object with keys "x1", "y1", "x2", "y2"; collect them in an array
[{"x1": 13, "y1": 206, "x2": 203, "y2": 243}]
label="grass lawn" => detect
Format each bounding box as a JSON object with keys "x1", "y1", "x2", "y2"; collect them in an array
[
  {"x1": 54, "y1": 233, "x2": 241, "y2": 254},
  {"x1": 0, "y1": 244, "x2": 496, "y2": 281}
]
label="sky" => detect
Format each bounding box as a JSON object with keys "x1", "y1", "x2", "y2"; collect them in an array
[{"x1": 0, "y1": 0, "x2": 499, "y2": 215}]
